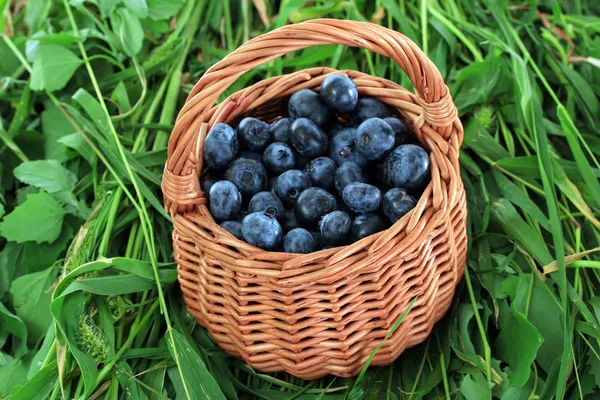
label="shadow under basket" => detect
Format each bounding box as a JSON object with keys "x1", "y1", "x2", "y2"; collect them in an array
[{"x1": 161, "y1": 19, "x2": 467, "y2": 380}]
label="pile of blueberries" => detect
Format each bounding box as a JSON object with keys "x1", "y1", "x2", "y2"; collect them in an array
[{"x1": 202, "y1": 74, "x2": 430, "y2": 253}]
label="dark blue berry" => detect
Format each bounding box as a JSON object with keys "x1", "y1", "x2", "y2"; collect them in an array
[
  {"x1": 201, "y1": 171, "x2": 222, "y2": 195},
  {"x1": 295, "y1": 153, "x2": 312, "y2": 169},
  {"x1": 342, "y1": 182, "x2": 382, "y2": 214},
  {"x1": 280, "y1": 209, "x2": 300, "y2": 233},
  {"x1": 290, "y1": 118, "x2": 329, "y2": 157},
  {"x1": 274, "y1": 169, "x2": 311, "y2": 205},
  {"x1": 220, "y1": 220, "x2": 243, "y2": 240},
  {"x1": 203, "y1": 123, "x2": 238, "y2": 168},
  {"x1": 238, "y1": 117, "x2": 270, "y2": 150},
  {"x1": 310, "y1": 231, "x2": 324, "y2": 249},
  {"x1": 269, "y1": 118, "x2": 293, "y2": 144},
  {"x1": 209, "y1": 180, "x2": 242, "y2": 221},
  {"x1": 334, "y1": 161, "x2": 367, "y2": 194},
  {"x1": 239, "y1": 150, "x2": 264, "y2": 163},
  {"x1": 350, "y1": 97, "x2": 391, "y2": 126},
  {"x1": 263, "y1": 142, "x2": 296, "y2": 173},
  {"x1": 383, "y1": 144, "x2": 430, "y2": 190},
  {"x1": 350, "y1": 213, "x2": 388, "y2": 241},
  {"x1": 383, "y1": 188, "x2": 417, "y2": 223},
  {"x1": 225, "y1": 157, "x2": 268, "y2": 198},
  {"x1": 320, "y1": 210, "x2": 351, "y2": 244},
  {"x1": 320, "y1": 74, "x2": 358, "y2": 113},
  {"x1": 284, "y1": 228, "x2": 314, "y2": 254},
  {"x1": 242, "y1": 212, "x2": 283, "y2": 250},
  {"x1": 288, "y1": 89, "x2": 331, "y2": 127},
  {"x1": 295, "y1": 187, "x2": 337, "y2": 225},
  {"x1": 384, "y1": 117, "x2": 412, "y2": 146},
  {"x1": 355, "y1": 118, "x2": 395, "y2": 161},
  {"x1": 329, "y1": 128, "x2": 366, "y2": 166},
  {"x1": 304, "y1": 157, "x2": 336, "y2": 191},
  {"x1": 249, "y1": 191, "x2": 284, "y2": 219},
  {"x1": 329, "y1": 123, "x2": 345, "y2": 137}
]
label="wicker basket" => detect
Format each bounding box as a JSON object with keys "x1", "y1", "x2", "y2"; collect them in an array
[{"x1": 161, "y1": 19, "x2": 467, "y2": 379}]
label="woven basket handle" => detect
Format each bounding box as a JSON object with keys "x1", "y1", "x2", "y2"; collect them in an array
[{"x1": 163, "y1": 19, "x2": 461, "y2": 214}]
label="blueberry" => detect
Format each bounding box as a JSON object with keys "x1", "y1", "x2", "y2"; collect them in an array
[
  {"x1": 201, "y1": 171, "x2": 222, "y2": 195},
  {"x1": 239, "y1": 150, "x2": 264, "y2": 163},
  {"x1": 334, "y1": 161, "x2": 367, "y2": 194},
  {"x1": 320, "y1": 210, "x2": 351, "y2": 244},
  {"x1": 269, "y1": 118, "x2": 293, "y2": 144},
  {"x1": 284, "y1": 228, "x2": 314, "y2": 254},
  {"x1": 209, "y1": 180, "x2": 242, "y2": 221},
  {"x1": 295, "y1": 153, "x2": 312, "y2": 169},
  {"x1": 225, "y1": 157, "x2": 268, "y2": 198},
  {"x1": 274, "y1": 169, "x2": 311, "y2": 204},
  {"x1": 310, "y1": 231, "x2": 324, "y2": 250},
  {"x1": 263, "y1": 142, "x2": 296, "y2": 173},
  {"x1": 342, "y1": 183, "x2": 382, "y2": 214},
  {"x1": 241, "y1": 212, "x2": 283, "y2": 250},
  {"x1": 220, "y1": 220, "x2": 243, "y2": 240},
  {"x1": 290, "y1": 118, "x2": 329, "y2": 157},
  {"x1": 238, "y1": 117, "x2": 270, "y2": 150},
  {"x1": 295, "y1": 187, "x2": 337, "y2": 225},
  {"x1": 355, "y1": 118, "x2": 395, "y2": 161},
  {"x1": 320, "y1": 74, "x2": 358, "y2": 113},
  {"x1": 304, "y1": 157, "x2": 336, "y2": 191},
  {"x1": 383, "y1": 144, "x2": 430, "y2": 190},
  {"x1": 383, "y1": 188, "x2": 417, "y2": 223},
  {"x1": 288, "y1": 89, "x2": 331, "y2": 127},
  {"x1": 203, "y1": 123, "x2": 238, "y2": 168},
  {"x1": 329, "y1": 128, "x2": 366, "y2": 166},
  {"x1": 280, "y1": 209, "x2": 300, "y2": 233},
  {"x1": 350, "y1": 97, "x2": 391, "y2": 126},
  {"x1": 350, "y1": 213, "x2": 388, "y2": 241},
  {"x1": 249, "y1": 191, "x2": 284, "y2": 219},
  {"x1": 384, "y1": 117, "x2": 412, "y2": 146},
  {"x1": 328, "y1": 123, "x2": 345, "y2": 137},
  {"x1": 268, "y1": 176, "x2": 278, "y2": 191}
]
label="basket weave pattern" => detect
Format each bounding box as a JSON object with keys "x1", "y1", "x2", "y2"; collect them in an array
[{"x1": 162, "y1": 20, "x2": 467, "y2": 379}]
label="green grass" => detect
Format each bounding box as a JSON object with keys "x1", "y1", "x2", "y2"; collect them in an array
[{"x1": 1, "y1": 0, "x2": 600, "y2": 399}]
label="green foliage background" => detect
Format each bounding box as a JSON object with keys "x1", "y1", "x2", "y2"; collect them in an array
[{"x1": 1, "y1": 0, "x2": 600, "y2": 399}]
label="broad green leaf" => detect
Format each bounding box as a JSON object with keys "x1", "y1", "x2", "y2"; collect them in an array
[
  {"x1": 147, "y1": 0, "x2": 184, "y2": 20},
  {"x1": 0, "y1": 353, "x2": 31, "y2": 398},
  {"x1": 58, "y1": 132, "x2": 97, "y2": 167},
  {"x1": 0, "y1": 203, "x2": 4, "y2": 219},
  {"x1": 9, "y1": 267, "x2": 54, "y2": 344},
  {"x1": 27, "y1": 327, "x2": 55, "y2": 379},
  {"x1": 463, "y1": 117, "x2": 510, "y2": 162},
  {"x1": 490, "y1": 198, "x2": 553, "y2": 265},
  {"x1": 0, "y1": 192, "x2": 67, "y2": 243},
  {"x1": 24, "y1": 0, "x2": 50, "y2": 32},
  {"x1": 41, "y1": 105, "x2": 77, "y2": 161},
  {"x1": 111, "y1": 7, "x2": 144, "y2": 56},
  {"x1": 492, "y1": 169, "x2": 550, "y2": 231},
  {"x1": 97, "y1": 0, "x2": 120, "y2": 17},
  {"x1": 552, "y1": 160, "x2": 600, "y2": 228},
  {"x1": 452, "y1": 57, "x2": 503, "y2": 112},
  {"x1": 13, "y1": 160, "x2": 77, "y2": 193},
  {"x1": 0, "y1": 302, "x2": 28, "y2": 356},
  {"x1": 123, "y1": 0, "x2": 148, "y2": 18},
  {"x1": 504, "y1": 274, "x2": 563, "y2": 373},
  {"x1": 30, "y1": 43, "x2": 82, "y2": 92},
  {"x1": 557, "y1": 105, "x2": 600, "y2": 210},
  {"x1": 461, "y1": 372, "x2": 491, "y2": 400},
  {"x1": 22, "y1": 225, "x2": 74, "y2": 273},
  {"x1": 166, "y1": 328, "x2": 227, "y2": 400},
  {"x1": 9, "y1": 361, "x2": 58, "y2": 400},
  {"x1": 495, "y1": 156, "x2": 600, "y2": 180},
  {"x1": 495, "y1": 300, "x2": 543, "y2": 387},
  {"x1": 0, "y1": 242, "x2": 24, "y2": 299}
]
